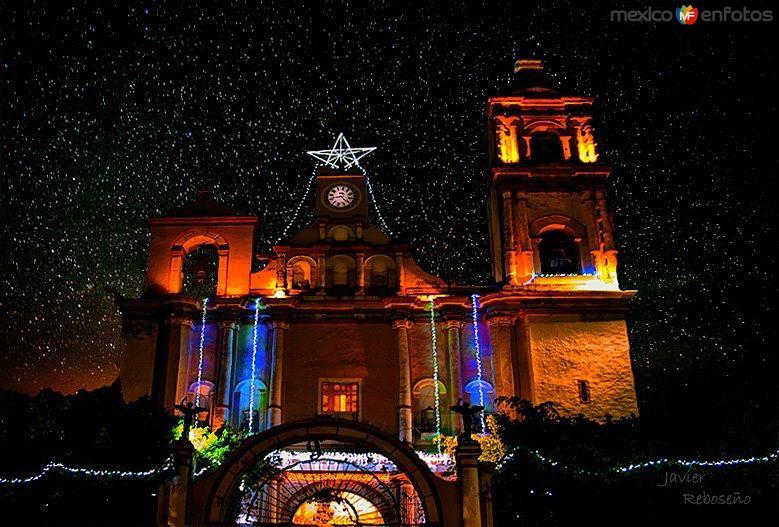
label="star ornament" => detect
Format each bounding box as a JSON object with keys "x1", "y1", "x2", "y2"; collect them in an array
[{"x1": 306, "y1": 133, "x2": 376, "y2": 170}]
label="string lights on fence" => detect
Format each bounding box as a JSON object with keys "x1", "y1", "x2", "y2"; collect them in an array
[
  {"x1": 194, "y1": 297, "x2": 208, "y2": 410},
  {"x1": 0, "y1": 459, "x2": 173, "y2": 485},
  {"x1": 496, "y1": 446, "x2": 779, "y2": 476}
]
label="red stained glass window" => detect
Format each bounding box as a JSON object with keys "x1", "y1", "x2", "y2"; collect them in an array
[{"x1": 321, "y1": 382, "x2": 358, "y2": 413}]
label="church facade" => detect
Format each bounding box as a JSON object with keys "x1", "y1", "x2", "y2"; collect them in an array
[{"x1": 117, "y1": 60, "x2": 638, "y2": 526}]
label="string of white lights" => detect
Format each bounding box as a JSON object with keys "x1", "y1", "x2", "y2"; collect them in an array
[
  {"x1": 273, "y1": 165, "x2": 318, "y2": 245},
  {"x1": 0, "y1": 459, "x2": 173, "y2": 485},
  {"x1": 262, "y1": 449, "x2": 455, "y2": 474},
  {"x1": 429, "y1": 299, "x2": 442, "y2": 453},
  {"x1": 194, "y1": 297, "x2": 208, "y2": 409},
  {"x1": 496, "y1": 446, "x2": 779, "y2": 476},
  {"x1": 470, "y1": 294, "x2": 487, "y2": 434},
  {"x1": 248, "y1": 297, "x2": 261, "y2": 433},
  {"x1": 356, "y1": 163, "x2": 395, "y2": 237}
]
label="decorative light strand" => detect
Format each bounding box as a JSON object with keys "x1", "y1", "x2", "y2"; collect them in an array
[
  {"x1": 429, "y1": 299, "x2": 442, "y2": 453},
  {"x1": 273, "y1": 165, "x2": 318, "y2": 245},
  {"x1": 261, "y1": 449, "x2": 455, "y2": 475},
  {"x1": 0, "y1": 459, "x2": 173, "y2": 485},
  {"x1": 248, "y1": 297, "x2": 261, "y2": 433},
  {"x1": 495, "y1": 447, "x2": 779, "y2": 476},
  {"x1": 194, "y1": 297, "x2": 208, "y2": 410},
  {"x1": 470, "y1": 294, "x2": 487, "y2": 433},
  {"x1": 357, "y1": 164, "x2": 395, "y2": 237}
]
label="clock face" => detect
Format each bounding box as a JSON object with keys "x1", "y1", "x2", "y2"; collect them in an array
[{"x1": 326, "y1": 184, "x2": 356, "y2": 209}]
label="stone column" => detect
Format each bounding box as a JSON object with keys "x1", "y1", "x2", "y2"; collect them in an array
[
  {"x1": 444, "y1": 320, "x2": 464, "y2": 433},
  {"x1": 559, "y1": 135, "x2": 573, "y2": 160},
  {"x1": 163, "y1": 315, "x2": 193, "y2": 410},
  {"x1": 514, "y1": 192, "x2": 535, "y2": 282},
  {"x1": 275, "y1": 252, "x2": 287, "y2": 295},
  {"x1": 356, "y1": 251, "x2": 366, "y2": 296},
  {"x1": 486, "y1": 315, "x2": 517, "y2": 401},
  {"x1": 480, "y1": 462, "x2": 496, "y2": 527},
  {"x1": 168, "y1": 248, "x2": 185, "y2": 294},
  {"x1": 399, "y1": 481, "x2": 417, "y2": 525},
  {"x1": 216, "y1": 248, "x2": 229, "y2": 296},
  {"x1": 595, "y1": 190, "x2": 616, "y2": 251},
  {"x1": 588, "y1": 190, "x2": 619, "y2": 285},
  {"x1": 456, "y1": 439, "x2": 483, "y2": 527},
  {"x1": 268, "y1": 480, "x2": 280, "y2": 523},
  {"x1": 501, "y1": 190, "x2": 518, "y2": 285},
  {"x1": 213, "y1": 320, "x2": 237, "y2": 429},
  {"x1": 267, "y1": 321, "x2": 289, "y2": 428},
  {"x1": 393, "y1": 319, "x2": 414, "y2": 444},
  {"x1": 395, "y1": 252, "x2": 406, "y2": 295},
  {"x1": 316, "y1": 252, "x2": 326, "y2": 294},
  {"x1": 158, "y1": 437, "x2": 195, "y2": 527}
]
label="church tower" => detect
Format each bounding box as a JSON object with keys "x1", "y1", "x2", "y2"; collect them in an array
[{"x1": 480, "y1": 60, "x2": 639, "y2": 417}]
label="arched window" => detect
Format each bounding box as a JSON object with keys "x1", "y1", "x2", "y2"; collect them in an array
[
  {"x1": 292, "y1": 263, "x2": 308, "y2": 288},
  {"x1": 182, "y1": 244, "x2": 219, "y2": 297},
  {"x1": 364, "y1": 255, "x2": 397, "y2": 295},
  {"x1": 233, "y1": 379, "x2": 267, "y2": 433},
  {"x1": 464, "y1": 380, "x2": 495, "y2": 414},
  {"x1": 187, "y1": 381, "x2": 215, "y2": 426},
  {"x1": 325, "y1": 255, "x2": 356, "y2": 294},
  {"x1": 412, "y1": 379, "x2": 446, "y2": 436},
  {"x1": 286, "y1": 256, "x2": 317, "y2": 292},
  {"x1": 539, "y1": 231, "x2": 581, "y2": 275},
  {"x1": 530, "y1": 132, "x2": 564, "y2": 163}
]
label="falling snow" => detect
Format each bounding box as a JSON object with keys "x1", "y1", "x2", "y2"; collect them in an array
[{"x1": 0, "y1": 2, "x2": 775, "y2": 404}]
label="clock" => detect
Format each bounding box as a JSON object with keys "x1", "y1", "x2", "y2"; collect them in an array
[{"x1": 326, "y1": 184, "x2": 357, "y2": 209}]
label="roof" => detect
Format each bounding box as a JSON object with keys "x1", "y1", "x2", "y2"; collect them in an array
[{"x1": 165, "y1": 190, "x2": 240, "y2": 218}]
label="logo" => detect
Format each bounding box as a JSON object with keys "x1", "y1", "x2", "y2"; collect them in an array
[{"x1": 677, "y1": 5, "x2": 699, "y2": 24}]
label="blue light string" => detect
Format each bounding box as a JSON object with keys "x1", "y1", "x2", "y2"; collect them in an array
[
  {"x1": 194, "y1": 298, "x2": 208, "y2": 413},
  {"x1": 248, "y1": 298, "x2": 261, "y2": 433},
  {"x1": 470, "y1": 294, "x2": 487, "y2": 433}
]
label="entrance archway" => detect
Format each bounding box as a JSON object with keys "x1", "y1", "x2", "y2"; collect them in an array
[
  {"x1": 193, "y1": 417, "x2": 448, "y2": 525},
  {"x1": 244, "y1": 457, "x2": 401, "y2": 525}
]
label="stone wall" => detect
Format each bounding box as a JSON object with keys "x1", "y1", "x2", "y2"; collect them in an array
[
  {"x1": 523, "y1": 314, "x2": 638, "y2": 419},
  {"x1": 282, "y1": 321, "x2": 399, "y2": 435}
]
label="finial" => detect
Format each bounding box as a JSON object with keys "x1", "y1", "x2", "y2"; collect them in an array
[{"x1": 514, "y1": 59, "x2": 544, "y2": 74}]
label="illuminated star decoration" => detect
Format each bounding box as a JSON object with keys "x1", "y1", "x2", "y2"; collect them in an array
[{"x1": 306, "y1": 133, "x2": 377, "y2": 169}]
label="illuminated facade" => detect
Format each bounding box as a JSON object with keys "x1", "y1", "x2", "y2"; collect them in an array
[{"x1": 118, "y1": 59, "x2": 638, "y2": 526}]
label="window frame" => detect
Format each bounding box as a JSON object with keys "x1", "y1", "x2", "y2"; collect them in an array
[
  {"x1": 318, "y1": 378, "x2": 362, "y2": 419},
  {"x1": 577, "y1": 379, "x2": 591, "y2": 403}
]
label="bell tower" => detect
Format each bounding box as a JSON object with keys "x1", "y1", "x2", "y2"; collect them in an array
[
  {"x1": 487, "y1": 59, "x2": 618, "y2": 288},
  {"x1": 481, "y1": 60, "x2": 639, "y2": 419}
]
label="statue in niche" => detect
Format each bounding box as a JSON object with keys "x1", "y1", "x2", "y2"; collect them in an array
[
  {"x1": 577, "y1": 123, "x2": 598, "y2": 163},
  {"x1": 495, "y1": 115, "x2": 520, "y2": 163}
]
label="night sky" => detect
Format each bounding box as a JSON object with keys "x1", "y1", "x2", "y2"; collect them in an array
[{"x1": 1, "y1": 1, "x2": 776, "y2": 444}]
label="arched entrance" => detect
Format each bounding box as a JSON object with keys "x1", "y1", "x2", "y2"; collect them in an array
[
  {"x1": 192, "y1": 417, "x2": 450, "y2": 526},
  {"x1": 244, "y1": 456, "x2": 403, "y2": 525}
]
